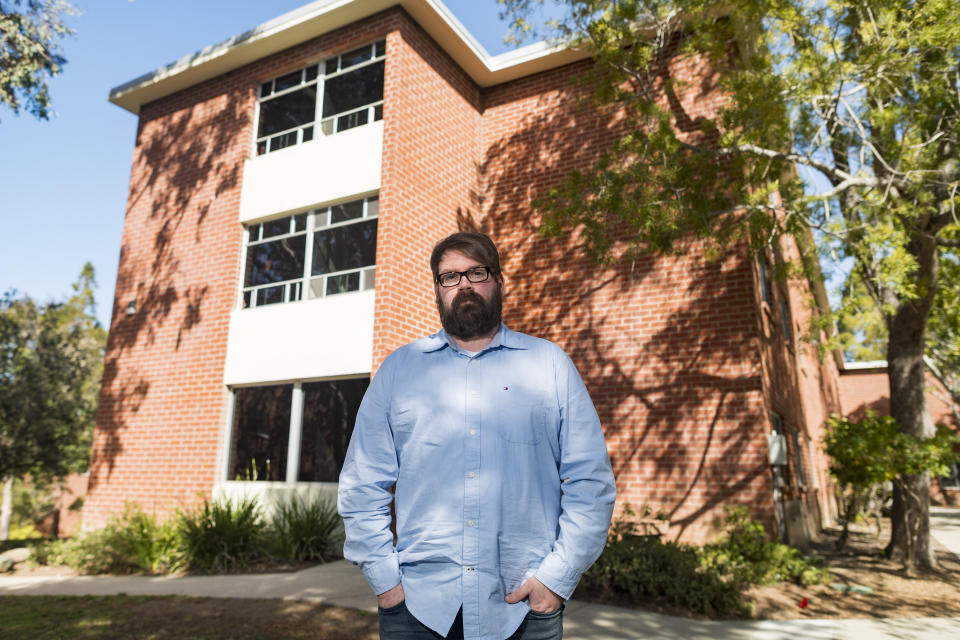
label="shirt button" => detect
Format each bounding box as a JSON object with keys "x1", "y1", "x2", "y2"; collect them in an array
[
  {"x1": 469, "y1": 429, "x2": 476, "y2": 436},
  {"x1": 465, "y1": 567, "x2": 473, "y2": 572},
  {"x1": 468, "y1": 471, "x2": 475, "y2": 478},
  {"x1": 468, "y1": 520, "x2": 475, "y2": 527}
]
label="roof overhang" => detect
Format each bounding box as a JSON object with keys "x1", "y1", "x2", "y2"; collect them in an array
[{"x1": 108, "y1": 0, "x2": 590, "y2": 114}]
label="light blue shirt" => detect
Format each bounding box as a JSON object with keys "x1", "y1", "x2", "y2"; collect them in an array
[{"x1": 338, "y1": 325, "x2": 616, "y2": 640}]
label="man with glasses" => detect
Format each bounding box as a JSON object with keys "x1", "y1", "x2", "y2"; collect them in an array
[{"x1": 339, "y1": 232, "x2": 616, "y2": 640}]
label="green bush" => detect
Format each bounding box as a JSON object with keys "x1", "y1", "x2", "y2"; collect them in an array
[
  {"x1": 176, "y1": 496, "x2": 266, "y2": 573},
  {"x1": 33, "y1": 503, "x2": 178, "y2": 575},
  {"x1": 269, "y1": 493, "x2": 343, "y2": 562},
  {"x1": 701, "y1": 506, "x2": 829, "y2": 589},
  {"x1": 581, "y1": 506, "x2": 747, "y2": 617}
]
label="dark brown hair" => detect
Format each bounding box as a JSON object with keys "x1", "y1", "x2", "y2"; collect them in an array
[{"x1": 430, "y1": 232, "x2": 502, "y2": 282}]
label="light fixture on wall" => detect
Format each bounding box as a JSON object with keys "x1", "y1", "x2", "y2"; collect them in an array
[{"x1": 125, "y1": 300, "x2": 137, "y2": 316}]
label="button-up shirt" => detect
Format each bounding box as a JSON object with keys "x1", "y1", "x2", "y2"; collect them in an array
[{"x1": 338, "y1": 325, "x2": 616, "y2": 640}]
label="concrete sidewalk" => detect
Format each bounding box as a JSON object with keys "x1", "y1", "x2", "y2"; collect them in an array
[{"x1": 2, "y1": 509, "x2": 960, "y2": 639}]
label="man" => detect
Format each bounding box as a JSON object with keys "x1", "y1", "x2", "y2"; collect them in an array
[{"x1": 338, "y1": 232, "x2": 616, "y2": 640}]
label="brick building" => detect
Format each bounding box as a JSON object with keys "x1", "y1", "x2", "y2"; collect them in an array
[{"x1": 87, "y1": 0, "x2": 846, "y2": 543}]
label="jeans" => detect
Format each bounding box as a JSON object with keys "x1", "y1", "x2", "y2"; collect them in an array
[{"x1": 378, "y1": 602, "x2": 563, "y2": 640}]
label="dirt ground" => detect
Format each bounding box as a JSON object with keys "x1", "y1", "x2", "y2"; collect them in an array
[
  {"x1": 4, "y1": 524, "x2": 960, "y2": 623},
  {"x1": 747, "y1": 525, "x2": 960, "y2": 620}
]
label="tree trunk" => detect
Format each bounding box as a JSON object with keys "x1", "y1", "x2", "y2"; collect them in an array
[
  {"x1": 885, "y1": 230, "x2": 939, "y2": 570},
  {"x1": 0, "y1": 477, "x2": 12, "y2": 540}
]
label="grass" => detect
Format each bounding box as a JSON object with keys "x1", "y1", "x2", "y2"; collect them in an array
[{"x1": 0, "y1": 595, "x2": 378, "y2": 640}]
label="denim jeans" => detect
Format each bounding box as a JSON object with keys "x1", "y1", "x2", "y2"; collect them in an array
[{"x1": 378, "y1": 602, "x2": 563, "y2": 640}]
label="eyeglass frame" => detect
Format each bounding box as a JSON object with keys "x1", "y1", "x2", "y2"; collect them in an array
[{"x1": 436, "y1": 266, "x2": 495, "y2": 287}]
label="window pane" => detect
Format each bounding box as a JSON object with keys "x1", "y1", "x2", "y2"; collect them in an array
[
  {"x1": 326, "y1": 271, "x2": 360, "y2": 295},
  {"x1": 258, "y1": 86, "x2": 317, "y2": 137},
  {"x1": 246, "y1": 235, "x2": 306, "y2": 286},
  {"x1": 256, "y1": 284, "x2": 285, "y2": 306},
  {"x1": 274, "y1": 69, "x2": 303, "y2": 92},
  {"x1": 375, "y1": 39, "x2": 386, "y2": 57},
  {"x1": 248, "y1": 225, "x2": 260, "y2": 242},
  {"x1": 322, "y1": 60, "x2": 384, "y2": 119},
  {"x1": 340, "y1": 44, "x2": 372, "y2": 68},
  {"x1": 299, "y1": 378, "x2": 369, "y2": 482},
  {"x1": 262, "y1": 216, "x2": 291, "y2": 239},
  {"x1": 269, "y1": 130, "x2": 299, "y2": 152},
  {"x1": 366, "y1": 197, "x2": 379, "y2": 218},
  {"x1": 305, "y1": 65, "x2": 318, "y2": 82},
  {"x1": 336, "y1": 109, "x2": 368, "y2": 133},
  {"x1": 229, "y1": 385, "x2": 291, "y2": 482},
  {"x1": 294, "y1": 213, "x2": 307, "y2": 232},
  {"x1": 363, "y1": 267, "x2": 375, "y2": 290},
  {"x1": 330, "y1": 200, "x2": 363, "y2": 224},
  {"x1": 302, "y1": 126, "x2": 314, "y2": 142},
  {"x1": 311, "y1": 219, "x2": 378, "y2": 275},
  {"x1": 374, "y1": 104, "x2": 383, "y2": 121},
  {"x1": 260, "y1": 82, "x2": 272, "y2": 98},
  {"x1": 324, "y1": 57, "x2": 338, "y2": 75}
]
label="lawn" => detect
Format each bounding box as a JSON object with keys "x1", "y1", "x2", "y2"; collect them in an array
[{"x1": 0, "y1": 595, "x2": 378, "y2": 640}]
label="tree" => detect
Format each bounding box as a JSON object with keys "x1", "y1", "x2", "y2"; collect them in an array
[
  {"x1": 499, "y1": 0, "x2": 960, "y2": 568},
  {"x1": 0, "y1": 0, "x2": 75, "y2": 120},
  {"x1": 0, "y1": 264, "x2": 106, "y2": 539}
]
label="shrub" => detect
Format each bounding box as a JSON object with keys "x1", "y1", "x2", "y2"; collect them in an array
[
  {"x1": 269, "y1": 493, "x2": 343, "y2": 562},
  {"x1": 700, "y1": 506, "x2": 829, "y2": 588},
  {"x1": 176, "y1": 496, "x2": 266, "y2": 573},
  {"x1": 581, "y1": 506, "x2": 747, "y2": 617},
  {"x1": 37, "y1": 503, "x2": 178, "y2": 575}
]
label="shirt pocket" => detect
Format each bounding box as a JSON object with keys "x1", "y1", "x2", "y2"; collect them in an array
[{"x1": 497, "y1": 401, "x2": 546, "y2": 445}]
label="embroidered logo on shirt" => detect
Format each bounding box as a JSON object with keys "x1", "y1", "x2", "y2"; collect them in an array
[{"x1": 503, "y1": 386, "x2": 509, "y2": 391}]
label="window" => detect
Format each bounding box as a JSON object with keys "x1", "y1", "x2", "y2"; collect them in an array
[
  {"x1": 228, "y1": 377, "x2": 369, "y2": 483},
  {"x1": 759, "y1": 255, "x2": 773, "y2": 305},
  {"x1": 779, "y1": 292, "x2": 793, "y2": 343},
  {"x1": 256, "y1": 39, "x2": 385, "y2": 155},
  {"x1": 242, "y1": 195, "x2": 378, "y2": 308},
  {"x1": 943, "y1": 462, "x2": 960, "y2": 489}
]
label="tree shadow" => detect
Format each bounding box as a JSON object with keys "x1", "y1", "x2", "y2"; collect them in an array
[
  {"x1": 476, "y1": 59, "x2": 774, "y2": 541},
  {"x1": 87, "y1": 81, "x2": 249, "y2": 521}
]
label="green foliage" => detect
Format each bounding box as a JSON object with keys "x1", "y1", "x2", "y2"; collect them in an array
[
  {"x1": 825, "y1": 413, "x2": 960, "y2": 488},
  {"x1": 701, "y1": 506, "x2": 829, "y2": 588},
  {"x1": 583, "y1": 504, "x2": 825, "y2": 616},
  {"x1": 0, "y1": 264, "x2": 107, "y2": 484},
  {"x1": 176, "y1": 496, "x2": 266, "y2": 573},
  {"x1": 0, "y1": 0, "x2": 76, "y2": 120},
  {"x1": 33, "y1": 503, "x2": 178, "y2": 575},
  {"x1": 583, "y1": 506, "x2": 746, "y2": 616},
  {"x1": 269, "y1": 493, "x2": 343, "y2": 562}
]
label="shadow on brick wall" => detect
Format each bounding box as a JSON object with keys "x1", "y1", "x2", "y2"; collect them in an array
[
  {"x1": 477, "y1": 63, "x2": 771, "y2": 540},
  {"x1": 89, "y1": 95, "x2": 247, "y2": 495}
]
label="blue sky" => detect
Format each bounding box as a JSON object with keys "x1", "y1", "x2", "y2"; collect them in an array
[{"x1": 0, "y1": 0, "x2": 532, "y2": 327}]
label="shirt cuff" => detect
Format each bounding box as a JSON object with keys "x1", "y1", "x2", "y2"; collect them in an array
[
  {"x1": 362, "y1": 553, "x2": 402, "y2": 595},
  {"x1": 534, "y1": 551, "x2": 582, "y2": 600}
]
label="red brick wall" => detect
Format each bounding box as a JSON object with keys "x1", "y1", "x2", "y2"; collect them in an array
[
  {"x1": 85, "y1": 10, "x2": 406, "y2": 529},
  {"x1": 88, "y1": 8, "x2": 841, "y2": 544},
  {"x1": 372, "y1": 11, "x2": 483, "y2": 369},
  {"x1": 478, "y1": 58, "x2": 775, "y2": 542}
]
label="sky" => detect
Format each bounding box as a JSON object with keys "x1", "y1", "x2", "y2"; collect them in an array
[{"x1": 0, "y1": 0, "x2": 537, "y2": 327}]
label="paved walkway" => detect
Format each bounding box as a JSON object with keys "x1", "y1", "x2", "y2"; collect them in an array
[{"x1": 2, "y1": 509, "x2": 959, "y2": 639}]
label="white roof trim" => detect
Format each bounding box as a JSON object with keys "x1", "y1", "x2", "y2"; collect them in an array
[
  {"x1": 842, "y1": 360, "x2": 887, "y2": 371},
  {"x1": 108, "y1": 0, "x2": 587, "y2": 114}
]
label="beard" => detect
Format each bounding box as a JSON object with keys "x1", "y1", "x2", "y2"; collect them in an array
[{"x1": 437, "y1": 285, "x2": 503, "y2": 340}]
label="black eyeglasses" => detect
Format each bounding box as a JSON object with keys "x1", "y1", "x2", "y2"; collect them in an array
[{"x1": 437, "y1": 266, "x2": 492, "y2": 287}]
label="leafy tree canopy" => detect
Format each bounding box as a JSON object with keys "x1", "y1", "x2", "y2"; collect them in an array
[
  {"x1": 0, "y1": 263, "x2": 106, "y2": 483},
  {"x1": 498, "y1": 0, "x2": 960, "y2": 568},
  {"x1": 0, "y1": 0, "x2": 76, "y2": 120}
]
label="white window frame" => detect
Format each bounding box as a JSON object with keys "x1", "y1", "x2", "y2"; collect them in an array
[
  {"x1": 240, "y1": 194, "x2": 379, "y2": 309},
  {"x1": 254, "y1": 39, "x2": 385, "y2": 156},
  {"x1": 223, "y1": 375, "x2": 370, "y2": 485}
]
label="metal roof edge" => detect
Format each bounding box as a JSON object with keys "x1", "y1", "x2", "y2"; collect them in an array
[{"x1": 108, "y1": 0, "x2": 590, "y2": 114}]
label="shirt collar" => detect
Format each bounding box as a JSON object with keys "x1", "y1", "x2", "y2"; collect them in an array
[{"x1": 420, "y1": 324, "x2": 527, "y2": 354}]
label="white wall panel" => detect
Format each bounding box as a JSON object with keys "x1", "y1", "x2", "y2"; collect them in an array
[
  {"x1": 239, "y1": 122, "x2": 383, "y2": 222},
  {"x1": 223, "y1": 290, "x2": 374, "y2": 385}
]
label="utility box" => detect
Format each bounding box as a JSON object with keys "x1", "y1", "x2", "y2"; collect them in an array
[
  {"x1": 784, "y1": 499, "x2": 810, "y2": 550},
  {"x1": 768, "y1": 432, "x2": 787, "y2": 466}
]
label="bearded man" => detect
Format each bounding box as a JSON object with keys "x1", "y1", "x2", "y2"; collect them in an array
[{"x1": 338, "y1": 232, "x2": 616, "y2": 640}]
